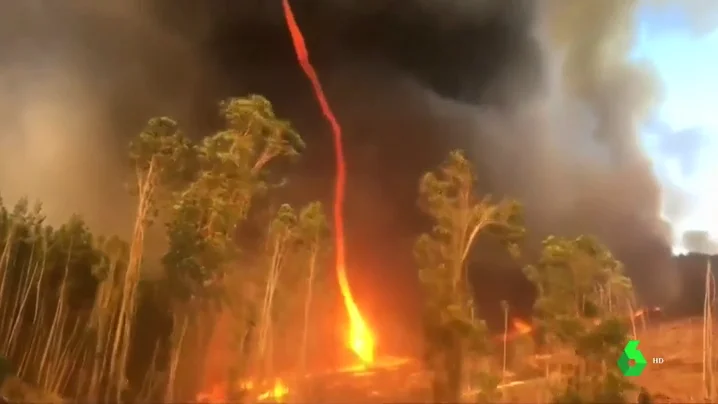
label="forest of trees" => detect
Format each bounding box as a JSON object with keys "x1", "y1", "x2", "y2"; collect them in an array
[{"x1": 0, "y1": 95, "x2": 644, "y2": 403}]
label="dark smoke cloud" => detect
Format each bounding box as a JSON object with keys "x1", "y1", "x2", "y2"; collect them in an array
[{"x1": 1, "y1": 0, "x2": 715, "y2": 338}]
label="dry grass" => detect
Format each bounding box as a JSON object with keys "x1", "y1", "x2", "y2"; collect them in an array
[
  {"x1": 632, "y1": 317, "x2": 712, "y2": 402},
  {"x1": 490, "y1": 316, "x2": 713, "y2": 403},
  {"x1": 201, "y1": 314, "x2": 713, "y2": 403}
]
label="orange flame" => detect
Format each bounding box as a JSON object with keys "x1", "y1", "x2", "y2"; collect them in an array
[
  {"x1": 338, "y1": 265, "x2": 375, "y2": 364},
  {"x1": 199, "y1": 379, "x2": 289, "y2": 403},
  {"x1": 196, "y1": 383, "x2": 227, "y2": 403},
  {"x1": 197, "y1": 310, "x2": 232, "y2": 403},
  {"x1": 257, "y1": 379, "x2": 289, "y2": 401},
  {"x1": 633, "y1": 306, "x2": 661, "y2": 319},
  {"x1": 512, "y1": 318, "x2": 533, "y2": 335},
  {"x1": 281, "y1": 0, "x2": 375, "y2": 365}
]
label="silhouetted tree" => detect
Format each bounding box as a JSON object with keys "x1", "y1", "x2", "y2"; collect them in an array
[
  {"x1": 414, "y1": 150, "x2": 523, "y2": 403},
  {"x1": 525, "y1": 236, "x2": 636, "y2": 403}
]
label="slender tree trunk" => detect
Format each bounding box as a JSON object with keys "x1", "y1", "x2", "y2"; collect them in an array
[
  {"x1": 703, "y1": 260, "x2": 715, "y2": 400},
  {"x1": 300, "y1": 245, "x2": 318, "y2": 378},
  {"x1": 502, "y1": 307, "x2": 508, "y2": 382},
  {"x1": 445, "y1": 337, "x2": 463, "y2": 403},
  {"x1": 110, "y1": 161, "x2": 155, "y2": 402},
  {"x1": 165, "y1": 313, "x2": 189, "y2": 403},
  {"x1": 431, "y1": 352, "x2": 448, "y2": 404},
  {"x1": 627, "y1": 300, "x2": 637, "y2": 340}
]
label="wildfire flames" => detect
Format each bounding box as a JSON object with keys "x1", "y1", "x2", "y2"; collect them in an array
[
  {"x1": 504, "y1": 307, "x2": 661, "y2": 341},
  {"x1": 256, "y1": 379, "x2": 290, "y2": 401},
  {"x1": 633, "y1": 306, "x2": 661, "y2": 319},
  {"x1": 196, "y1": 384, "x2": 226, "y2": 403},
  {"x1": 338, "y1": 265, "x2": 375, "y2": 364},
  {"x1": 197, "y1": 3, "x2": 377, "y2": 403},
  {"x1": 196, "y1": 306, "x2": 662, "y2": 402},
  {"x1": 193, "y1": 0, "x2": 671, "y2": 401},
  {"x1": 196, "y1": 379, "x2": 288, "y2": 403},
  {"x1": 512, "y1": 318, "x2": 532, "y2": 335},
  {"x1": 281, "y1": 0, "x2": 376, "y2": 367}
]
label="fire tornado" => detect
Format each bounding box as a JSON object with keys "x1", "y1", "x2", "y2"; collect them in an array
[{"x1": 281, "y1": 0, "x2": 375, "y2": 365}]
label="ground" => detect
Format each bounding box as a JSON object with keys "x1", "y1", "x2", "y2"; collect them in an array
[
  {"x1": 493, "y1": 316, "x2": 714, "y2": 403},
  {"x1": 632, "y1": 317, "x2": 710, "y2": 402},
  {"x1": 287, "y1": 316, "x2": 715, "y2": 403}
]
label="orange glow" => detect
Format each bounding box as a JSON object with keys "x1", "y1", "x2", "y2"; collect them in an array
[
  {"x1": 512, "y1": 318, "x2": 533, "y2": 335},
  {"x1": 338, "y1": 265, "x2": 376, "y2": 364},
  {"x1": 257, "y1": 379, "x2": 289, "y2": 401},
  {"x1": 198, "y1": 309, "x2": 232, "y2": 403},
  {"x1": 238, "y1": 380, "x2": 254, "y2": 391},
  {"x1": 338, "y1": 355, "x2": 410, "y2": 375},
  {"x1": 282, "y1": 0, "x2": 375, "y2": 365},
  {"x1": 633, "y1": 306, "x2": 661, "y2": 319},
  {"x1": 199, "y1": 379, "x2": 289, "y2": 403},
  {"x1": 496, "y1": 318, "x2": 534, "y2": 343},
  {"x1": 196, "y1": 383, "x2": 226, "y2": 403}
]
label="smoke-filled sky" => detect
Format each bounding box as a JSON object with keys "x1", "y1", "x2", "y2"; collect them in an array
[
  {"x1": 634, "y1": 3, "x2": 718, "y2": 255},
  {"x1": 0, "y1": 0, "x2": 716, "y2": 341}
]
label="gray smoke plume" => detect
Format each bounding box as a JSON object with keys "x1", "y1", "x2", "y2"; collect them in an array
[
  {"x1": 369, "y1": 0, "x2": 680, "y2": 305},
  {"x1": 477, "y1": 0, "x2": 678, "y2": 303},
  {"x1": 0, "y1": 0, "x2": 208, "y2": 235}
]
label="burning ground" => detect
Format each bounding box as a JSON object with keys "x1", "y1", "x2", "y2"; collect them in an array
[{"x1": 194, "y1": 306, "x2": 713, "y2": 403}]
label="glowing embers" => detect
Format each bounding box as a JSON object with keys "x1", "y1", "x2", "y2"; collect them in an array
[{"x1": 197, "y1": 378, "x2": 289, "y2": 403}]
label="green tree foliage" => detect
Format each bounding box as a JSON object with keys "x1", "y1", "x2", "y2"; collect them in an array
[
  {"x1": 104, "y1": 116, "x2": 195, "y2": 402},
  {"x1": 0, "y1": 94, "x2": 314, "y2": 402},
  {"x1": 153, "y1": 96, "x2": 306, "y2": 399},
  {"x1": 0, "y1": 196, "x2": 130, "y2": 400},
  {"x1": 414, "y1": 150, "x2": 524, "y2": 403},
  {"x1": 254, "y1": 202, "x2": 329, "y2": 383},
  {"x1": 524, "y1": 235, "x2": 636, "y2": 403},
  {"x1": 295, "y1": 202, "x2": 329, "y2": 377},
  {"x1": 0, "y1": 91, "x2": 653, "y2": 404},
  {"x1": 256, "y1": 204, "x2": 299, "y2": 363},
  {"x1": 128, "y1": 116, "x2": 195, "y2": 211},
  {"x1": 161, "y1": 95, "x2": 304, "y2": 307}
]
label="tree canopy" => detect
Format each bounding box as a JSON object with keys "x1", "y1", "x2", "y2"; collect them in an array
[{"x1": 0, "y1": 94, "x2": 648, "y2": 404}]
